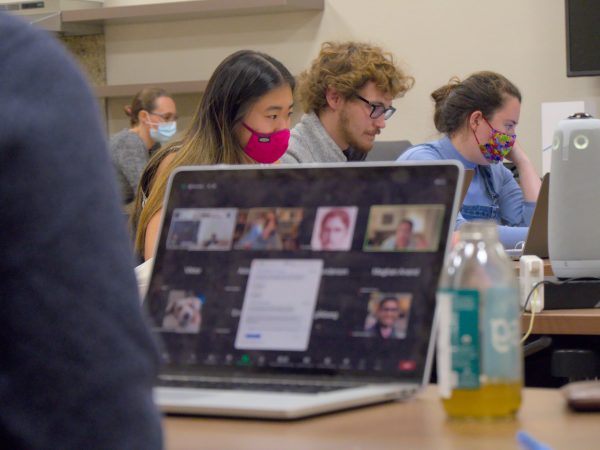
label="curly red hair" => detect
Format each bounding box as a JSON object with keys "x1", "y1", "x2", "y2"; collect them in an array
[{"x1": 298, "y1": 41, "x2": 414, "y2": 113}]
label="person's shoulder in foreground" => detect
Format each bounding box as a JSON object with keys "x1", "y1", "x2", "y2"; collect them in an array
[{"x1": 0, "y1": 13, "x2": 162, "y2": 450}]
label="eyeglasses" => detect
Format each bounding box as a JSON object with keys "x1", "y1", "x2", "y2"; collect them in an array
[
  {"x1": 148, "y1": 111, "x2": 178, "y2": 122},
  {"x1": 355, "y1": 94, "x2": 396, "y2": 120}
]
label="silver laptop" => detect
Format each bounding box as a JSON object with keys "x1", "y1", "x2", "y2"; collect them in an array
[
  {"x1": 145, "y1": 161, "x2": 463, "y2": 419},
  {"x1": 505, "y1": 172, "x2": 550, "y2": 260}
]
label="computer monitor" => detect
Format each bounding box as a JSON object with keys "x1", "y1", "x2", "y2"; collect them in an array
[{"x1": 565, "y1": 0, "x2": 600, "y2": 77}]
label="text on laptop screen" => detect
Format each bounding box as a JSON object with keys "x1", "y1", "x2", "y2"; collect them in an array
[{"x1": 146, "y1": 163, "x2": 460, "y2": 381}]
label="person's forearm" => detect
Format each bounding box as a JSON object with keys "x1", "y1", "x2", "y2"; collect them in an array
[
  {"x1": 510, "y1": 142, "x2": 541, "y2": 202},
  {"x1": 498, "y1": 225, "x2": 529, "y2": 249},
  {"x1": 144, "y1": 211, "x2": 162, "y2": 260},
  {"x1": 515, "y1": 158, "x2": 541, "y2": 202}
]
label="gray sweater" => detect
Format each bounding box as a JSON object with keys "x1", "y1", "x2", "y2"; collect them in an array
[
  {"x1": 281, "y1": 112, "x2": 347, "y2": 163},
  {"x1": 110, "y1": 129, "x2": 157, "y2": 203}
]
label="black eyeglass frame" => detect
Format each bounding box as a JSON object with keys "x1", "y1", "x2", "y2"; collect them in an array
[{"x1": 354, "y1": 94, "x2": 396, "y2": 120}]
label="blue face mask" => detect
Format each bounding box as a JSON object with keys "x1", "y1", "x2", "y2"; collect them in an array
[{"x1": 149, "y1": 121, "x2": 177, "y2": 144}]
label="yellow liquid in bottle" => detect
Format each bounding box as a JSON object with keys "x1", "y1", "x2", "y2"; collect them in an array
[{"x1": 442, "y1": 381, "x2": 521, "y2": 419}]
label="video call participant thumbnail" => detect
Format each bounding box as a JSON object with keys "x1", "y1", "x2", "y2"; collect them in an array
[
  {"x1": 311, "y1": 207, "x2": 358, "y2": 251},
  {"x1": 365, "y1": 296, "x2": 410, "y2": 339},
  {"x1": 380, "y1": 219, "x2": 428, "y2": 251},
  {"x1": 235, "y1": 210, "x2": 282, "y2": 250}
]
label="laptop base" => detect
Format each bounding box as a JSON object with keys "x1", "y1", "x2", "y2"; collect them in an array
[{"x1": 155, "y1": 384, "x2": 420, "y2": 419}]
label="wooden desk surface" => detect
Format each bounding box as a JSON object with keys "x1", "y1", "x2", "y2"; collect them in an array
[
  {"x1": 515, "y1": 259, "x2": 600, "y2": 335},
  {"x1": 163, "y1": 385, "x2": 598, "y2": 450},
  {"x1": 514, "y1": 258, "x2": 554, "y2": 277},
  {"x1": 522, "y1": 308, "x2": 600, "y2": 335}
]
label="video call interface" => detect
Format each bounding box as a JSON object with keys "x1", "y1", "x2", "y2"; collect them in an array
[{"x1": 146, "y1": 164, "x2": 459, "y2": 380}]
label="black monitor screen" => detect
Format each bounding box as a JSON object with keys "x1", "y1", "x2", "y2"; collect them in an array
[
  {"x1": 145, "y1": 163, "x2": 461, "y2": 383},
  {"x1": 566, "y1": 0, "x2": 600, "y2": 76}
]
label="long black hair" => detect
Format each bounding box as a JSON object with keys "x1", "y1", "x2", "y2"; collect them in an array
[{"x1": 134, "y1": 50, "x2": 294, "y2": 254}]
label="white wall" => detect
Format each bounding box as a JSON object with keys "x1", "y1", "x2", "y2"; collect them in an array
[{"x1": 104, "y1": 0, "x2": 600, "y2": 172}]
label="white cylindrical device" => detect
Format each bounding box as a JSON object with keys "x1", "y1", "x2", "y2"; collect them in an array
[{"x1": 549, "y1": 114, "x2": 600, "y2": 278}]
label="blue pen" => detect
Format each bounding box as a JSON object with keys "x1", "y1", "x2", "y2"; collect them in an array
[{"x1": 517, "y1": 431, "x2": 553, "y2": 450}]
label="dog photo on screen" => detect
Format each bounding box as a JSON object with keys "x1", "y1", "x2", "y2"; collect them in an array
[{"x1": 162, "y1": 290, "x2": 203, "y2": 334}]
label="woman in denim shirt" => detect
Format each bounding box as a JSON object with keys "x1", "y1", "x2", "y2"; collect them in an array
[{"x1": 398, "y1": 71, "x2": 541, "y2": 249}]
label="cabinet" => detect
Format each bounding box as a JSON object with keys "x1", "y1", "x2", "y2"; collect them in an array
[{"x1": 62, "y1": 0, "x2": 324, "y2": 97}]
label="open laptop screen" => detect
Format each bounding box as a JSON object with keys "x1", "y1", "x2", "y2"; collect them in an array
[{"x1": 145, "y1": 162, "x2": 462, "y2": 382}]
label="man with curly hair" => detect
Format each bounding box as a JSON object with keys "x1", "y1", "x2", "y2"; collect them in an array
[{"x1": 282, "y1": 41, "x2": 414, "y2": 163}]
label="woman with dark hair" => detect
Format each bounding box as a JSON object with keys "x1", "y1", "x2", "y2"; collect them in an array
[
  {"x1": 110, "y1": 87, "x2": 177, "y2": 204},
  {"x1": 398, "y1": 71, "x2": 540, "y2": 248},
  {"x1": 134, "y1": 50, "x2": 295, "y2": 260}
]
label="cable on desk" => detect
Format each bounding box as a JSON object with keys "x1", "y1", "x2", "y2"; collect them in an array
[
  {"x1": 520, "y1": 277, "x2": 600, "y2": 343},
  {"x1": 521, "y1": 281, "x2": 543, "y2": 343}
]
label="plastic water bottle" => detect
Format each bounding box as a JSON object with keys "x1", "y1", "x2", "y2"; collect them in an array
[{"x1": 436, "y1": 220, "x2": 522, "y2": 419}]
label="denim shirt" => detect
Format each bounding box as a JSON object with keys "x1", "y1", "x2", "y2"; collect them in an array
[
  {"x1": 461, "y1": 165, "x2": 501, "y2": 221},
  {"x1": 398, "y1": 136, "x2": 536, "y2": 249}
]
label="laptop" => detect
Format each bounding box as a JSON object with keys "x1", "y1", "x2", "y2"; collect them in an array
[
  {"x1": 366, "y1": 140, "x2": 412, "y2": 161},
  {"x1": 505, "y1": 172, "x2": 550, "y2": 259},
  {"x1": 460, "y1": 169, "x2": 475, "y2": 206},
  {"x1": 145, "y1": 161, "x2": 463, "y2": 419}
]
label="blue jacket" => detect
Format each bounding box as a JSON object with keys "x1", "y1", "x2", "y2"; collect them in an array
[
  {"x1": 398, "y1": 136, "x2": 535, "y2": 248},
  {"x1": 0, "y1": 12, "x2": 162, "y2": 449}
]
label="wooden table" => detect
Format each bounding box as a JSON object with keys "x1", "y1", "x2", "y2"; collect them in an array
[
  {"x1": 516, "y1": 259, "x2": 600, "y2": 336},
  {"x1": 522, "y1": 308, "x2": 600, "y2": 335},
  {"x1": 514, "y1": 258, "x2": 554, "y2": 277},
  {"x1": 163, "y1": 385, "x2": 598, "y2": 450}
]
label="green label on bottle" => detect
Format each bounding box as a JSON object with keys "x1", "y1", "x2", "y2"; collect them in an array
[
  {"x1": 482, "y1": 287, "x2": 521, "y2": 381},
  {"x1": 438, "y1": 289, "x2": 480, "y2": 391}
]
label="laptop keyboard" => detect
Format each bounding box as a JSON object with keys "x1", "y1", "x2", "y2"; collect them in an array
[{"x1": 159, "y1": 377, "x2": 361, "y2": 394}]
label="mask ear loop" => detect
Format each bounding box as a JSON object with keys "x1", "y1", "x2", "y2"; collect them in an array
[
  {"x1": 483, "y1": 117, "x2": 495, "y2": 131},
  {"x1": 242, "y1": 123, "x2": 256, "y2": 134},
  {"x1": 140, "y1": 110, "x2": 155, "y2": 128},
  {"x1": 470, "y1": 112, "x2": 490, "y2": 146},
  {"x1": 242, "y1": 123, "x2": 275, "y2": 143},
  {"x1": 483, "y1": 117, "x2": 517, "y2": 141},
  {"x1": 243, "y1": 123, "x2": 268, "y2": 137},
  {"x1": 472, "y1": 128, "x2": 482, "y2": 146},
  {"x1": 472, "y1": 117, "x2": 502, "y2": 163}
]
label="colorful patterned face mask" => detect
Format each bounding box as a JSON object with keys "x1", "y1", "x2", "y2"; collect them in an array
[{"x1": 473, "y1": 118, "x2": 516, "y2": 164}]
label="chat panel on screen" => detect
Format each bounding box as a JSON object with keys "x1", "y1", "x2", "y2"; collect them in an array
[{"x1": 235, "y1": 259, "x2": 324, "y2": 351}]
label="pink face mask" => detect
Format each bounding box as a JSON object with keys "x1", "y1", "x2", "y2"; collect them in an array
[{"x1": 242, "y1": 123, "x2": 290, "y2": 164}]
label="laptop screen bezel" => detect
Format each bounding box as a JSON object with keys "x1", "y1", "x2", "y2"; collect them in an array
[{"x1": 145, "y1": 161, "x2": 464, "y2": 386}]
